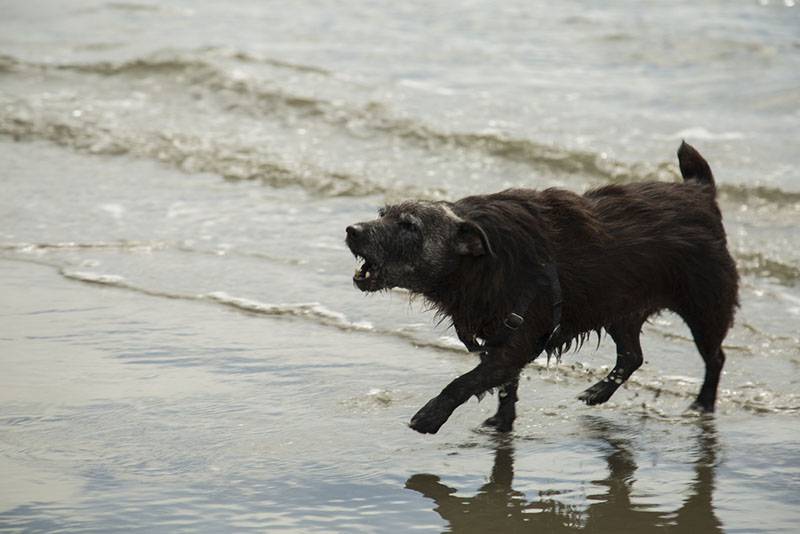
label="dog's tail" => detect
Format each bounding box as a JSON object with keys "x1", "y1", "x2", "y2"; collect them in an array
[{"x1": 678, "y1": 140, "x2": 715, "y2": 192}]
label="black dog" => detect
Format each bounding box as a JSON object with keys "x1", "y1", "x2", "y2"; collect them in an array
[{"x1": 346, "y1": 142, "x2": 738, "y2": 434}]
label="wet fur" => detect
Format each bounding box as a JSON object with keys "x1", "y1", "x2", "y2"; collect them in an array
[
  {"x1": 434, "y1": 182, "x2": 737, "y2": 359},
  {"x1": 346, "y1": 143, "x2": 739, "y2": 434}
]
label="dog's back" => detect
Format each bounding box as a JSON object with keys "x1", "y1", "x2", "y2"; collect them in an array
[
  {"x1": 539, "y1": 143, "x2": 737, "y2": 411},
  {"x1": 564, "y1": 180, "x2": 737, "y2": 332},
  {"x1": 452, "y1": 155, "x2": 737, "y2": 346}
]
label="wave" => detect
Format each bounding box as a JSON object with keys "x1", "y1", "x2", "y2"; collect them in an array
[
  {"x1": 2, "y1": 51, "x2": 799, "y2": 207},
  {"x1": 58, "y1": 268, "x2": 381, "y2": 333},
  {"x1": 39, "y1": 264, "x2": 797, "y2": 415},
  {"x1": 199, "y1": 46, "x2": 334, "y2": 76},
  {"x1": 532, "y1": 361, "x2": 800, "y2": 415},
  {"x1": 0, "y1": 240, "x2": 171, "y2": 253},
  {"x1": 203, "y1": 291, "x2": 375, "y2": 332},
  {"x1": 716, "y1": 183, "x2": 800, "y2": 207},
  {"x1": 0, "y1": 240, "x2": 313, "y2": 280},
  {"x1": 735, "y1": 251, "x2": 800, "y2": 286},
  {"x1": 0, "y1": 251, "x2": 794, "y2": 415},
  {"x1": 0, "y1": 46, "x2": 332, "y2": 77},
  {"x1": 0, "y1": 99, "x2": 437, "y2": 198},
  {"x1": 55, "y1": 267, "x2": 469, "y2": 350},
  {"x1": 105, "y1": 2, "x2": 161, "y2": 13},
  {"x1": 51, "y1": 53, "x2": 669, "y2": 182}
]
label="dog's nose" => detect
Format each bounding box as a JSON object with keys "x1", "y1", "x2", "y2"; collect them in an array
[{"x1": 346, "y1": 224, "x2": 363, "y2": 238}]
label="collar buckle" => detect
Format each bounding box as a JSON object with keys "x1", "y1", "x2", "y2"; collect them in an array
[{"x1": 503, "y1": 312, "x2": 524, "y2": 330}]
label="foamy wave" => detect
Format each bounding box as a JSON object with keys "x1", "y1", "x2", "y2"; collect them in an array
[
  {"x1": 54, "y1": 266, "x2": 379, "y2": 333},
  {"x1": 0, "y1": 240, "x2": 170, "y2": 253},
  {"x1": 663, "y1": 127, "x2": 746, "y2": 141},
  {"x1": 2, "y1": 51, "x2": 799, "y2": 207},
  {"x1": 61, "y1": 270, "x2": 127, "y2": 286},
  {"x1": 0, "y1": 102, "x2": 401, "y2": 198},
  {"x1": 530, "y1": 360, "x2": 800, "y2": 415},
  {"x1": 46, "y1": 54, "x2": 671, "y2": 182},
  {"x1": 735, "y1": 250, "x2": 800, "y2": 285},
  {"x1": 9, "y1": 259, "x2": 790, "y2": 416},
  {"x1": 202, "y1": 291, "x2": 374, "y2": 332},
  {"x1": 717, "y1": 183, "x2": 800, "y2": 207}
]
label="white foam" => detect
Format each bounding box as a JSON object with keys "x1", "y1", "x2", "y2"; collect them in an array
[
  {"x1": 203, "y1": 291, "x2": 372, "y2": 331},
  {"x1": 436, "y1": 335, "x2": 465, "y2": 350},
  {"x1": 661, "y1": 375, "x2": 702, "y2": 385},
  {"x1": 667, "y1": 127, "x2": 745, "y2": 141},
  {"x1": 398, "y1": 79, "x2": 455, "y2": 96},
  {"x1": 62, "y1": 270, "x2": 127, "y2": 285},
  {"x1": 98, "y1": 203, "x2": 125, "y2": 219}
]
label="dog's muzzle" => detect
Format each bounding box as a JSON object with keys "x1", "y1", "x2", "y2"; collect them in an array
[{"x1": 346, "y1": 224, "x2": 386, "y2": 292}]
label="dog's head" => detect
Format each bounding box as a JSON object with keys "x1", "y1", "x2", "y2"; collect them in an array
[{"x1": 345, "y1": 201, "x2": 493, "y2": 293}]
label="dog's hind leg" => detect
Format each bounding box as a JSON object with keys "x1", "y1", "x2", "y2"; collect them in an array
[
  {"x1": 578, "y1": 320, "x2": 644, "y2": 406},
  {"x1": 689, "y1": 347, "x2": 725, "y2": 412},
  {"x1": 676, "y1": 286, "x2": 733, "y2": 413},
  {"x1": 683, "y1": 319, "x2": 728, "y2": 412},
  {"x1": 482, "y1": 376, "x2": 520, "y2": 432}
]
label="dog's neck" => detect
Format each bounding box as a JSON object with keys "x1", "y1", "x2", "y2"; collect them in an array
[
  {"x1": 423, "y1": 258, "x2": 524, "y2": 340},
  {"x1": 425, "y1": 194, "x2": 561, "y2": 341}
]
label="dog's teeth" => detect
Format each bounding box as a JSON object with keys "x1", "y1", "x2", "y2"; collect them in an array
[{"x1": 365, "y1": 271, "x2": 371, "y2": 278}]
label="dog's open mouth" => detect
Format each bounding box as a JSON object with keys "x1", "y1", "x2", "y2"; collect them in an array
[{"x1": 353, "y1": 254, "x2": 384, "y2": 291}]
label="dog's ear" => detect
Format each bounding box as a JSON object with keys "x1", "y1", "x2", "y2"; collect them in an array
[{"x1": 455, "y1": 221, "x2": 494, "y2": 257}]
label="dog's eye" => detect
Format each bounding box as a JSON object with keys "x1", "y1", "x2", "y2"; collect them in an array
[{"x1": 398, "y1": 220, "x2": 417, "y2": 232}]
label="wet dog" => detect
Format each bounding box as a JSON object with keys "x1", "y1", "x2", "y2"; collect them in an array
[{"x1": 345, "y1": 142, "x2": 738, "y2": 434}]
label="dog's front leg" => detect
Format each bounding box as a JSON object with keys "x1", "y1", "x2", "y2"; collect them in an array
[
  {"x1": 482, "y1": 376, "x2": 519, "y2": 432},
  {"x1": 409, "y1": 362, "x2": 517, "y2": 434}
]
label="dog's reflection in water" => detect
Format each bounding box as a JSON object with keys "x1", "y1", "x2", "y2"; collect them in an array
[{"x1": 405, "y1": 417, "x2": 722, "y2": 534}]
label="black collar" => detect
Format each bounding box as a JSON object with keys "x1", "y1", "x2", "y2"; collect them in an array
[{"x1": 457, "y1": 262, "x2": 562, "y2": 358}]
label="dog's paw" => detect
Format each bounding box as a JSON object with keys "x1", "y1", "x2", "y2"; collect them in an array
[
  {"x1": 577, "y1": 380, "x2": 617, "y2": 406},
  {"x1": 409, "y1": 397, "x2": 452, "y2": 434},
  {"x1": 482, "y1": 415, "x2": 514, "y2": 433},
  {"x1": 687, "y1": 399, "x2": 715, "y2": 414}
]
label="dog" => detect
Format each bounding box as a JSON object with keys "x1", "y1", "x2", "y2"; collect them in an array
[{"x1": 345, "y1": 142, "x2": 738, "y2": 434}]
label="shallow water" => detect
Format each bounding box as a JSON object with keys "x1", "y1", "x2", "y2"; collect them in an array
[{"x1": 1, "y1": 1, "x2": 799, "y2": 532}]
